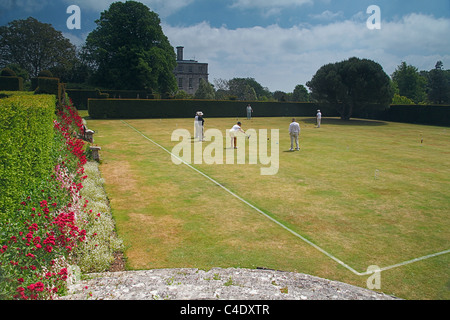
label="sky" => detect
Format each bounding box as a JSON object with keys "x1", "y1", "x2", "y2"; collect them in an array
[{"x1": 1, "y1": 0, "x2": 449, "y2": 93}]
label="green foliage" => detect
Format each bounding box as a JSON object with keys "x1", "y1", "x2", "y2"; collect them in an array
[
  {"x1": 224, "y1": 78, "x2": 272, "y2": 101},
  {"x1": 32, "y1": 77, "x2": 60, "y2": 95},
  {"x1": 307, "y1": 57, "x2": 394, "y2": 120},
  {"x1": 3, "y1": 65, "x2": 30, "y2": 85},
  {"x1": 0, "y1": 97, "x2": 123, "y2": 299},
  {"x1": 0, "y1": 100, "x2": 90, "y2": 299},
  {"x1": 174, "y1": 90, "x2": 193, "y2": 100},
  {"x1": 0, "y1": 68, "x2": 23, "y2": 92},
  {"x1": 0, "y1": 17, "x2": 76, "y2": 78},
  {"x1": 386, "y1": 104, "x2": 450, "y2": 126},
  {"x1": 83, "y1": 1, "x2": 177, "y2": 93},
  {"x1": 88, "y1": 99, "x2": 324, "y2": 119},
  {"x1": 0, "y1": 91, "x2": 33, "y2": 99},
  {"x1": 292, "y1": 84, "x2": 310, "y2": 102},
  {"x1": 424, "y1": 62, "x2": 450, "y2": 104},
  {"x1": 1, "y1": 68, "x2": 16, "y2": 77},
  {"x1": 67, "y1": 89, "x2": 155, "y2": 110},
  {"x1": 195, "y1": 79, "x2": 215, "y2": 100},
  {"x1": 392, "y1": 62, "x2": 427, "y2": 103},
  {"x1": 273, "y1": 90, "x2": 289, "y2": 101},
  {"x1": 38, "y1": 70, "x2": 53, "y2": 78},
  {"x1": 0, "y1": 76, "x2": 23, "y2": 91},
  {"x1": 0, "y1": 94, "x2": 56, "y2": 216},
  {"x1": 392, "y1": 94, "x2": 415, "y2": 105}
]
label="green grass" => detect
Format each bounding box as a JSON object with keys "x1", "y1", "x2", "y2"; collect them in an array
[{"x1": 85, "y1": 113, "x2": 450, "y2": 300}]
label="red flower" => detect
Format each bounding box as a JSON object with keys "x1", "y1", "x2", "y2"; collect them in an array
[{"x1": 27, "y1": 282, "x2": 44, "y2": 292}]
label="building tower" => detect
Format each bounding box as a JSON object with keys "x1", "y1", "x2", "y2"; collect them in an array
[{"x1": 173, "y1": 46, "x2": 209, "y2": 95}]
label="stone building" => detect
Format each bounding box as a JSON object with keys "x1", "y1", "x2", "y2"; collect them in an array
[{"x1": 174, "y1": 46, "x2": 209, "y2": 95}]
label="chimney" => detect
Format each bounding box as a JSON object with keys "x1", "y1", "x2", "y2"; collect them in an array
[{"x1": 176, "y1": 46, "x2": 184, "y2": 61}]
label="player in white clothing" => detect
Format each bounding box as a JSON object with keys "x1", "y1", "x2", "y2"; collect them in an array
[
  {"x1": 289, "y1": 118, "x2": 300, "y2": 151},
  {"x1": 316, "y1": 110, "x2": 322, "y2": 128},
  {"x1": 229, "y1": 121, "x2": 246, "y2": 149}
]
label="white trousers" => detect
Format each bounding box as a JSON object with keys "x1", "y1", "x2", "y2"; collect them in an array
[{"x1": 290, "y1": 133, "x2": 299, "y2": 149}]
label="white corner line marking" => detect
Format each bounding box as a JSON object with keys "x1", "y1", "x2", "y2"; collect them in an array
[{"x1": 121, "y1": 120, "x2": 450, "y2": 277}]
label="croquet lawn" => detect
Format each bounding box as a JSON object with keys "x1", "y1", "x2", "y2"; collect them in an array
[{"x1": 84, "y1": 114, "x2": 450, "y2": 300}]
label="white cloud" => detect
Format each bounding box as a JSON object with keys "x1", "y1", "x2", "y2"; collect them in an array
[
  {"x1": 0, "y1": 0, "x2": 49, "y2": 13},
  {"x1": 230, "y1": 0, "x2": 313, "y2": 17},
  {"x1": 230, "y1": 0, "x2": 312, "y2": 10},
  {"x1": 62, "y1": 0, "x2": 194, "y2": 17},
  {"x1": 309, "y1": 10, "x2": 344, "y2": 21},
  {"x1": 163, "y1": 13, "x2": 450, "y2": 92},
  {"x1": 63, "y1": 31, "x2": 89, "y2": 48}
]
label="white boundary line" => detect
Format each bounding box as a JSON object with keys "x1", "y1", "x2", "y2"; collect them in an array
[{"x1": 121, "y1": 120, "x2": 450, "y2": 277}]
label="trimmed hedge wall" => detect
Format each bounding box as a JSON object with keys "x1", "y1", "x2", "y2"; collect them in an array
[
  {"x1": 0, "y1": 94, "x2": 56, "y2": 216},
  {"x1": 66, "y1": 89, "x2": 110, "y2": 110},
  {"x1": 88, "y1": 99, "x2": 330, "y2": 119},
  {"x1": 88, "y1": 99, "x2": 450, "y2": 126},
  {"x1": 31, "y1": 77, "x2": 60, "y2": 94},
  {"x1": 0, "y1": 76, "x2": 24, "y2": 91},
  {"x1": 385, "y1": 104, "x2": 450, "y2": 126},
  {"x1": 67, "y1": 89, "x2": 155, "y2": 110}
]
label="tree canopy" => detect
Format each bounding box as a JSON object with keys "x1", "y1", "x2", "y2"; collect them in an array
[
  {"x1": 292, "y1": 84, "x2": 310, "y2": 102},
  {"x1": 83, "y1": 1, "x2": 177, "y2": 92},
  {"x1": 195, "y1": 79, "x2": 215, "y2": 99},
  {"x1": 423, "y1": 61, "x2": 450, "y2": 104},
  {"x1": 0, "y1": 17, "x2": 76, "y2": 78},
  {"x1": 391, "y1": 62, "x2": 427, "y2": 103},
  {"x1": 214, "y1": 77, "x2": 271, "y2": 100},
  {"x1": 307, "y1": 57, "x2": 394, "y2": 120}
]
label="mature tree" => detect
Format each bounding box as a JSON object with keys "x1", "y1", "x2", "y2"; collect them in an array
[
  {"x1": 60, "y1": 48, "x2": 94, "y2": 85},
  {"x1": 83, "y1": 1, "x2": 177, "y2": 92},
  {"x1": 425, "y1": 61, "x2": 450, "y2": 104},
  {"x1": 307, "y1": 57, "x2": 393, "y2": 120},
  {"x1": 243, "y1": 85, "x2": 257, "y2": 100},
  {"x1": 292, "y1": 84, "x2": 310, "y2": 102},
  {"x1": 194, "y1": 79, "x2": 215, "y2": 99},
  {"x1": 213, "y1": 78, "x2": 232, "y2": 100},
  {"x1": 227, "y1": 77, "x2": 271, "y2": 100},
  {"x1": 0, "y1": 17, "x2": 76, "y2": 77},
  {"x1": 391, "y1": 62, "x2": 427, "y2": 103},
  {"x1": 273, "y1": 90, "x2": 289, "y2": 101}
]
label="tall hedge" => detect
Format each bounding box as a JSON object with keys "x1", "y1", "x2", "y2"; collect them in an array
[
  {"x1": 0, "y1": 77, "x2": 24, "y2": 91},
  {"x1": 88, "y1": 98, "x2": 450, "y2": 126},
  {"x1": 385, "y1": 104, "x2": 450, "y2": 126},
  {"x1": 88, "y1": 99, "x2": 327, "y2": 119},
  {"x1": 67, "y1": 89, "x2": 155, "y2": 110},
  {"x1": 0, "y1": 94, "x2": 56, "y2": 216}
]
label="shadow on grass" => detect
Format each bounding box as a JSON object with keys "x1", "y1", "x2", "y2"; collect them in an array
[{"x1": 302, "y1": 117, "x2": 388, "y2": 126}]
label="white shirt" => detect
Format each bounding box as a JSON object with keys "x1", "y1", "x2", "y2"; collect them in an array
[
  {"x1": 317, "y1": 112, "x2": 322, "y2": 119},
  {"x1": 230, "y1": 124, "x2": 242, "y2": 132},
  {"x1": 289, "y1": 122, "x2": 300, "y2": 134}
]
